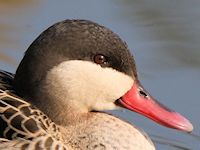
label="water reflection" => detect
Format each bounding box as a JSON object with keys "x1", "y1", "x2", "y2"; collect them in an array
[
  {"x1": 0, "y1": 52, "x2": 16, "y2": 65},
  {"x1": 0, "y1": 0, "x2": 40, "y2": 70},
  {"x1": 0, "y1": 0, "x2": 37, "y2": 7},
  {"x1": 152, "y1": 134, "x2": 191, "y2": 150},
  {"x1": 116, "y1": 0, "x2": 200, "y2": 70},
  {"x1": 0, "y1": 0, "x2": 200, "y2": 149},
  {"x1": 153, "y1": 132, "x2": 200, "y2": 150}
]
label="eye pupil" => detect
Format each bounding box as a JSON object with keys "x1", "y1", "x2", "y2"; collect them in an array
[{"x1": 94, "y1": 54, "x2": 107, "y2": 64}]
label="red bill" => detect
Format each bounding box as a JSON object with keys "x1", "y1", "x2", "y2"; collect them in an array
[{"x1": 119, "y1": 82, "x2": 193, "y2": 132}]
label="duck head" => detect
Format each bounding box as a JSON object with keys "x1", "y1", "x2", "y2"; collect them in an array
[{"x1": 14, "y1": 20, "x2": 193, "y2": 132}]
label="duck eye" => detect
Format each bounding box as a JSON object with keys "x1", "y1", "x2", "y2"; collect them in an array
[{"x1": 94, "y1": 54, "x2": 107, "y2": 65}]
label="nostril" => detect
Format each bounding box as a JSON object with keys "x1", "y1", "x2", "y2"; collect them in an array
[{"x1": 139, "y1": 90, "x2": 148, "y2": 98}]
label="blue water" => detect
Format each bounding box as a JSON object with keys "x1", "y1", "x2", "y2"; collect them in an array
[{"x1": 0, "y1": 0, "x2": 200, "y2": 149}]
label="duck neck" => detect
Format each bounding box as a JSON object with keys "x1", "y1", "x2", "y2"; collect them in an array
[{"x1": 30, "y1": 90, "x2": 91, "y2": 126}]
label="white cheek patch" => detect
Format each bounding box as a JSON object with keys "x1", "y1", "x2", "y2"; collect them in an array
[{"x1": 45, "y1": 60, "x2": 134, "y2": 112}]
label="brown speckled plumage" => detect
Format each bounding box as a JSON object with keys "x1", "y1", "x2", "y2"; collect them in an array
[
  {"x1": 0, "y1": 71, "x2": 68, "y2": 149},
  {"x1": 62, "y1": 113, "x2": 154, "y2": 150}
]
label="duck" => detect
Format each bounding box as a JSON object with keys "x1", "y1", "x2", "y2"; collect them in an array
[{"x1": 0, "y1": 19, "x2": 193, "y2": 150}]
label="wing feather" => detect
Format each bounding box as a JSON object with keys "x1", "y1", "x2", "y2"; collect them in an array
[{"x1": 0, "y1": 70, "x2": 68, "y2": 149}]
